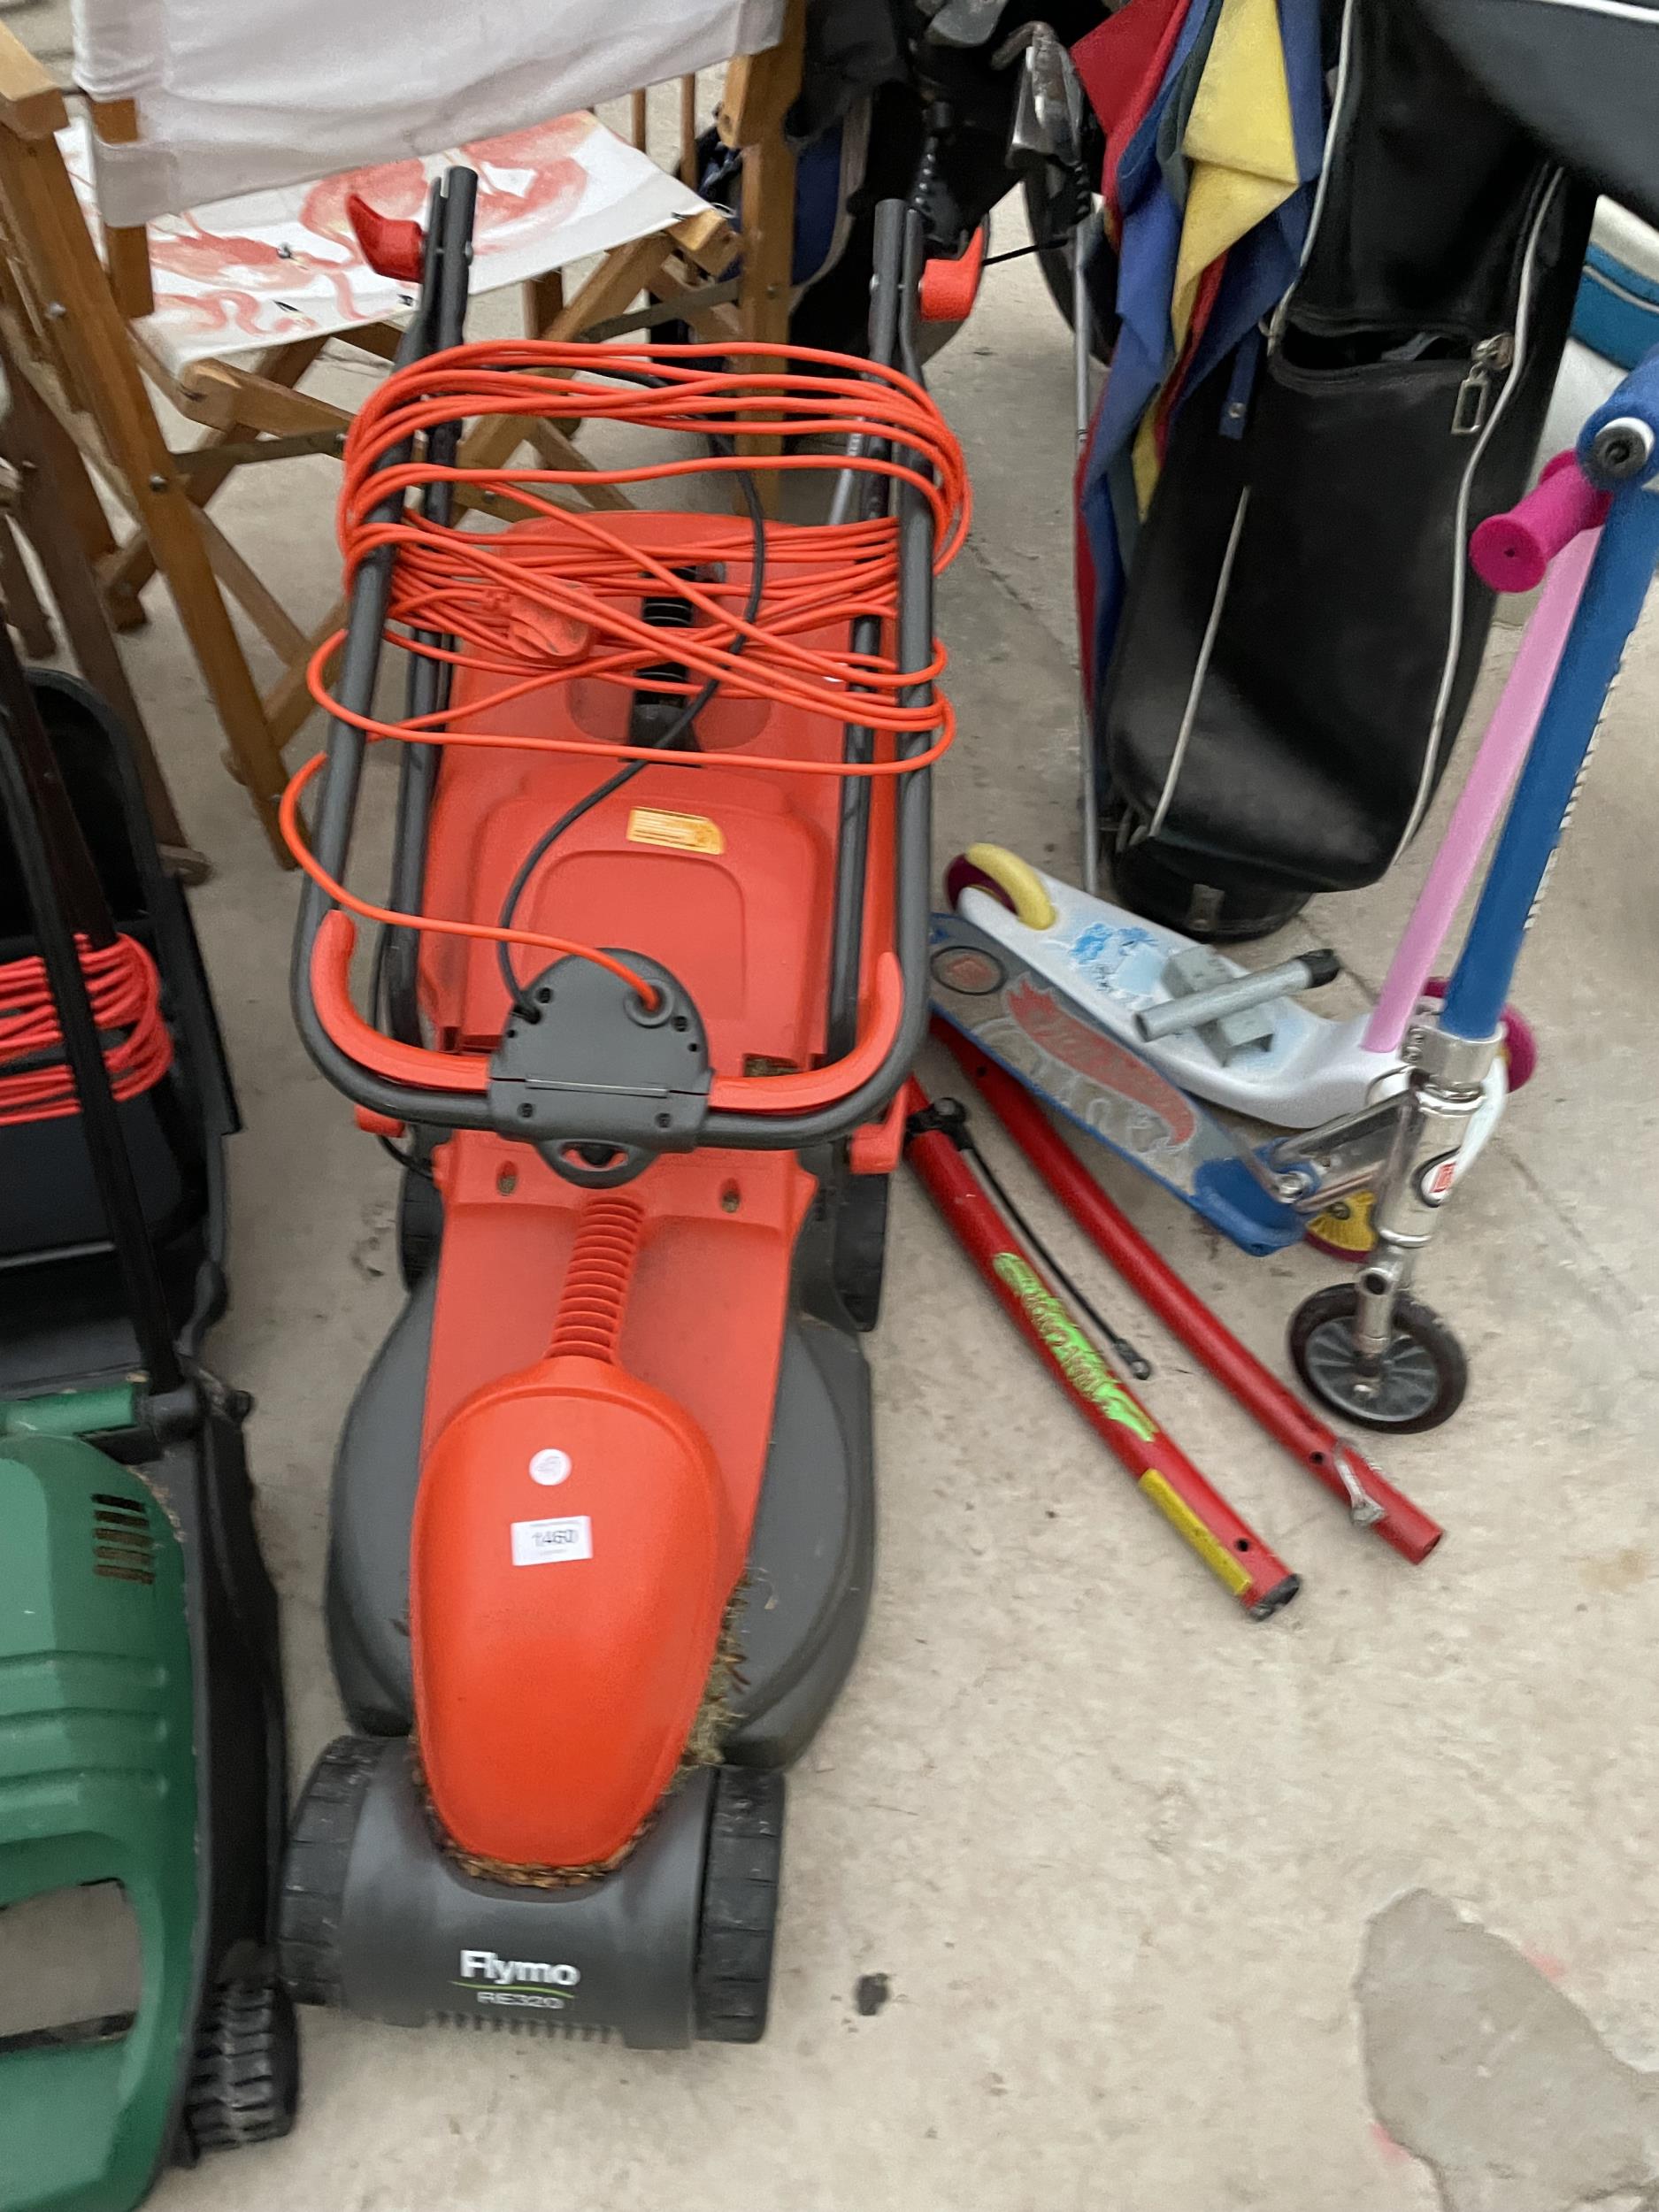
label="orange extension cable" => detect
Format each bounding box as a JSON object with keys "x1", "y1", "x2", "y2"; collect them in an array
[
  {"x1": 0, "y1": 934, "x2": 172, "y2": 1126},
  {"x1": 283, "y1": 340, "x2": 969, "y2": 1008}
]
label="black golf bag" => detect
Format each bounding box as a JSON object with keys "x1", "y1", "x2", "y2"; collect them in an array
[{"x1": 1095, "y1": 0, "x2": 1594, "y2": 936}]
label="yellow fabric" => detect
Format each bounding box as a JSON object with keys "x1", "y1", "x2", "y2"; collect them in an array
[{"x1": 1132, "y1": 0, "x2": 1300, "y2": 509}]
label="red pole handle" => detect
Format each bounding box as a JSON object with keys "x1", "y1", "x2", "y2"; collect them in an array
[
  {"x1": 1470, "y1": 450, "x2": 1611, "y2": 594},
  {"x1": 933, "y1": 1024, "x2": 1442, "y2": 1564},
  {"x1": 346, "y1": 192, "x2": 426, "y2": 283},
  {"x1": 904, "y1": 1081, "x2": 1299, "y2": 1620},
  {"x1": 918, "y1": 226, "x2": 988, "y2": 323}
]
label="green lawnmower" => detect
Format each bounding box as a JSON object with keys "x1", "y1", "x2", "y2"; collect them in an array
[{"x1": 0, "y1": 645, "x2": 295, "y2": 2210}]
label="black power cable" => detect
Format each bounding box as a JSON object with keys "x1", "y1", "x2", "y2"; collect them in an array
[
  {"x1": 909, "y1": 1095, "x2": 1152, "y2": 1380},
  {"x1": 494, "y1": 442, "x2": 768, "y2": 1025}
]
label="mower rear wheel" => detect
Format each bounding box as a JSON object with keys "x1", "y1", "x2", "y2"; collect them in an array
[
  {"x1": 279, "y1": 1734, "x2": 384, "y2": 2007},
  {"x1": 833, "y1": 1172, "x2": 890, "y2": 1333},
  {"x1": 397, "y1": 1167, "x2": 442, "y2": 1288},
  {"x1": 183, "y1": 1978, "x2": 299, "y2": 2152},
  {"x1": 695, "y1": 1767, "x2": 785, "y2": 2045}
]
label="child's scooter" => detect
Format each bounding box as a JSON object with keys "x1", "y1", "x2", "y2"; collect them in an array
[
  {"x1": 939, "y1": 506, "x2": 1593, "y2": 1249},
  {"x1": 934, "y1": 447, "x2": 1596, "y2": 1271},
  {"x1": 1283, "y1": 349, "x2": 1659, "y2": 1431},
  {"x1": 937, "y1": 348, "x2": 1656, "y2": 1430}
]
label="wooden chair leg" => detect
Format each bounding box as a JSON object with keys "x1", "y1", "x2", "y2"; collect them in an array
[
  {"x1": 264, "y1": 598, "x2": 345, "y2": 757},
  {"x1": 680, "y1": 75, "x2": 700, "y2": 186},
  {"x1": 0, "y1": 504, "x2": 53, "y2": 657},
  {"x1": 719, "y1": 1, "x2": 805, "y2": 503},
  {"x1": 1, "y1": 124, "x2": 290, "y2": 860},
  {"x1": 22, "y1": 383, "x2": 148, "y2": 632},
  {"x1": 0, "y1": 363, "x2": 203, "y2": 870},
  {"x1": 738, "y1": 131, "x2": 796, "y2": 354},
  {"x1": 85, "y1": 431, "x2": 290, "y2": 859},
  {"x1": 151, "y1": 536, "x2": 288, "y2": 860},
  {"x1": 103, "y1": 337, "x2": 329, "y2": 607},
  {"x1": 457, "y1": 233, "x2": 677, "y2": 479},
  {"x1": 523, "y1": 270, "x2": 565, "y2": 338}
]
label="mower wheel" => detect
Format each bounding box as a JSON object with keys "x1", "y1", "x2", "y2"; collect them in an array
[
  {"x1": 279, "y1": 1733, "x2": 384, "y2": 2007},
  {"x1": 183, "y1": 1978, "x2": 299, "y2": 2152},
  {"x1": 695, "y1": 1767, "x2": 785, "y2": 2045},
  {"x1": 833, "y1": 1171, "x2": 890, "y2": 1333},
  {"x1": 397, "y1": 1166, "x2": 442, "y2": 1288}
]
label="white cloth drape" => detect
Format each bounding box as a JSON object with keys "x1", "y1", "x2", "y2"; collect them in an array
[{"x1": 70, "y1": 0, "x2": 785, "y2": 224}]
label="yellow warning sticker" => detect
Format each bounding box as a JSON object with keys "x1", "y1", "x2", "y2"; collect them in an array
[
  {"x1": 626, "y1": 807, "x2": 725, "y2": 856},
  {"x1": 1138, "y1": 1470, "x2": 1254, "y2": 1596}
]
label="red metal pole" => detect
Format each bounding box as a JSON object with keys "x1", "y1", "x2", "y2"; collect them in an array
[
  {"x1": 904, "y1": 1080, "x2": 1299, "y2": 1620},
  {"x1": 933, "y1": 1024, "x2": 1443, "y2": 1565}
]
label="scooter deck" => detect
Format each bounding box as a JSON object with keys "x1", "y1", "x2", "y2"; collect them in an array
[
  {"x1": 956, "y1": 872, "x2": 1379, "y2": 1127},
  {"x1": 929, "y1": 913, "x2": 1302, "y2": 1256}
]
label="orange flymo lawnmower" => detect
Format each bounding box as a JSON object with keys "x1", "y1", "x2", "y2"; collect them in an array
[{"x1": 276, "y1": 173, "x2": 965, "y2": 2047}]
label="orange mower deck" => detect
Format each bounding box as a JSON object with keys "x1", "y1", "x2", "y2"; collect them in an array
[{"x1": 279, "y1": 179, "x2": 959, "y2": 2050}]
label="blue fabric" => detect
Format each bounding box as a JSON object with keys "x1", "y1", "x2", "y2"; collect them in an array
[
  {"x1": 1171, "y1": 0, "x2": 1325, "y2": 413},
  {"x1": 792, "y1": 125, "x2": 848, "y2": 287},
  {"x1": 1080, "y1": 0, "x2": 1327, "y2": 702},
  {"x1": 1279, "y1": 0, "x2": 1325, "y2": 182},
  {"x1": 1079, "y1": 0, "x2": 1210, "y2": 690},
  {"x1": 1156, "y1": 0, "x2": 1225, "y2": 212}
]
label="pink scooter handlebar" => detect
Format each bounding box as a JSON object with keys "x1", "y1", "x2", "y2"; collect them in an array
[{"x1": 1471, "y1": 450, "x2": 1611, "y2": 594}]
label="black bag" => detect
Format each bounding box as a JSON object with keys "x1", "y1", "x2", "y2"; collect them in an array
[{"x1": 1096, "y1": 0, "x2": 1594, "y2": 931}]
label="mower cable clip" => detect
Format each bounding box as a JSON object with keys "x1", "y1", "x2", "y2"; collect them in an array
[{"x1": 904, "y1": 1094, "x2": 970, "y2": 1146}]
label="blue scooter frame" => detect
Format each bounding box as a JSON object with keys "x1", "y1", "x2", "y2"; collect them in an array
[{"x1": 1285, "y1": 345, "x2": 1659, "y2": 1431}]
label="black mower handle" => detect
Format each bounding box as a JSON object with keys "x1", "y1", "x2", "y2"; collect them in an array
[{"x1": 292, "y1": 189, "x2": 939, "y2": 1157}]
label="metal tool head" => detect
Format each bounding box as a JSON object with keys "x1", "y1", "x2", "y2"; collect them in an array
[
  {"x1": 923, "y1": 0, "x2": 1010, "y2": 50},
  {"x1": 998, "y1": 21, "x2": 1085, "y2": 173}
]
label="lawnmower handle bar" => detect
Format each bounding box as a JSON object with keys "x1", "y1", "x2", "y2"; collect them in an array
[
  {"x1": 292, "y1": 190, "x2": 940, "y2": 1153},
  {"x1": 0, "y1": 630, "x2": 184, "y2": 1393}
]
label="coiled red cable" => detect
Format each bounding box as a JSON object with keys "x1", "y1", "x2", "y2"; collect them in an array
[
  {"x1": 284, "y1": 340, "x2": 970, "y2": 1006},
  {"x1": 0, "y1": 933, "x2": 172, "y2": 1126}
]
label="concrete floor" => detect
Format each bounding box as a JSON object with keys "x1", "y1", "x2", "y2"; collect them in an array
[{"x1": 10, "y1": 186, "x2": 1659, "y2": 2212}]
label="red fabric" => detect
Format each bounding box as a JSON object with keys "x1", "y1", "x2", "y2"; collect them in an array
[
  {"x1": 1072, "y1": 0, "x2": 1193, "y2": 230},
  {"x1": 1151, "y1": 252, "x2": 1229, "y2": 459}
]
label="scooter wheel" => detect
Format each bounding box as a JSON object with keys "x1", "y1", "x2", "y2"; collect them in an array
[
  {"x1": 183, "y1": 1977, "x2": 300, "y2": 2152},
  {"x1": 1422, "y1": 979, "x2": 1538, "y2": 1093},
  {"x1": 1288, "y1": 1282, "x2": 1468, "y2": 1433}
]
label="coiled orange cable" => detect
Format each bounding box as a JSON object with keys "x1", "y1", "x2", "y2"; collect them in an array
[
  {"x1": 284, "y1": 340, "x2": 969, "y2": 1008},
  {"x1": 0, "y1": 934, "x2": 172, "y2": 1126}
]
